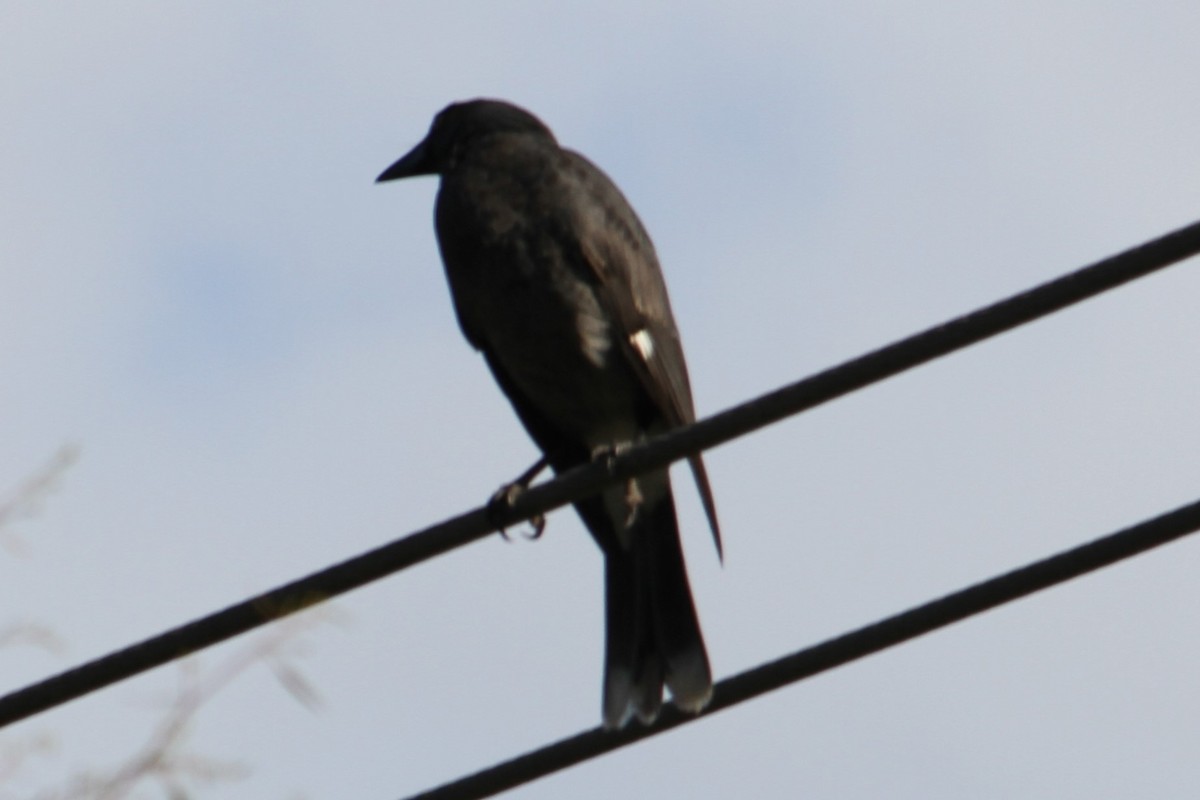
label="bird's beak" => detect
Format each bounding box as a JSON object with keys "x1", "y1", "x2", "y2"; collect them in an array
[{"x1": 376, "y1": 139, "x2": 435, "y2": 182}]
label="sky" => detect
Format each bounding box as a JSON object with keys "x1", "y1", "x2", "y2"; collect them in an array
[{"x1": 4, "y1": 3, "x2": 1200, "y2": 798}]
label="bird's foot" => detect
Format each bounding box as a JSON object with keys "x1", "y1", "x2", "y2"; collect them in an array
[
  {"x1": 487, "y1": 458, "x2": 548, "y2": 540},
  {"x1": 488, "y1": 482, "x2": 546, "y2": 540},
  {"x1": 590, "y1": 442, "x2": 631, "y2": 472},
  {"x1": 590, "y1": 443, "x2": 642, "y2": 529},
  {"x1": 623, "y1": 478, "x2": 643, "y2": 529}
]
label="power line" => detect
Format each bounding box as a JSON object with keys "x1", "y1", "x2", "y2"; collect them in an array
[
  {"x1": 1, "y1": 217, "x2": 1198, "y2": 730},
  {"x1": 403, "y1": 495, "x2": 1200, "y2": 800}
]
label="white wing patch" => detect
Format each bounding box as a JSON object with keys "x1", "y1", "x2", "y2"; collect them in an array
[{"x1": 629, "y1": 328, "x2": 654, "y2": 362}]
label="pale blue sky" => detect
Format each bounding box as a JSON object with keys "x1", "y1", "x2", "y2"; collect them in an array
[{"x1": 4, "y1": 4, "x2": 1200, "y2": 798}]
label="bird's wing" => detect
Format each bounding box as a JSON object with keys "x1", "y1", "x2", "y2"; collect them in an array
[
  {"x1": 561, "y1": 150, "x2": 693, "y2": 425},
  {"x1": 562, "y1": 150, "x2": 723, "y2": 558}
]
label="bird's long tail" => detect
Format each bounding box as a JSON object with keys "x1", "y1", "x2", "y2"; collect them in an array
[{"x1": 601, "y1": 481, "x2": 712, "y2": 729}]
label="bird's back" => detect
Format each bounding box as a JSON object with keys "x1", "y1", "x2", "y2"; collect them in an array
[{"x1": 434, "y1": 132, "x2": 686, "y2": 456}]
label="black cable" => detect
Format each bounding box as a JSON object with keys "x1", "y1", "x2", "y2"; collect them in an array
[
  {"x1": 404, "y1": 496, "x2": 1200, "y2": 800},
  {"x1": 1, "y1": 217, "x2": 1198, "y2": 730}
]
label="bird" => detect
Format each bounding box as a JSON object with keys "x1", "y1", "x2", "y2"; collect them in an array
[{"x1": 376, "y1": 99, "x2": 721, "y2": 729}]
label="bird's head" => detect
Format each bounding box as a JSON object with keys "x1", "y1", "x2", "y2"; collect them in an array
[{"x1": 376, "y1": 99, "x2": 554, "y2": 182}]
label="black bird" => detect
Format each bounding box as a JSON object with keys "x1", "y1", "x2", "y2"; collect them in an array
[{"x1": 377, "y1": 99, "x2": 721, "y2": 728}]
